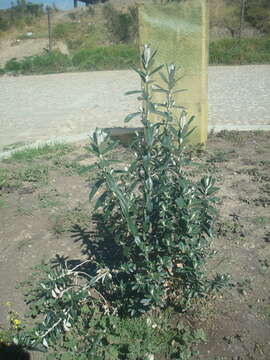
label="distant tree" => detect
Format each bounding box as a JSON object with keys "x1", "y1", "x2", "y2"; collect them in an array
[
  {"x1": 0, "y1": 0, "x2": 43, "y2": 31},
  {"x1": 246, "y1": 0, "x2": 270, "y2": 34},
  {"x1": 210, "y1": 0, "x2": 241, "y2": 37}
]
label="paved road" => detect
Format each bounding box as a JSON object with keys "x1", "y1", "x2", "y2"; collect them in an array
[{"x1": 0, "y1": 65, "x2": 270, "y2": 152}]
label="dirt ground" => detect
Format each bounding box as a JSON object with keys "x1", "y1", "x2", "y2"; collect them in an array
[{"x1": 0, "y1": 130, "x2": 269, "y2": 360}]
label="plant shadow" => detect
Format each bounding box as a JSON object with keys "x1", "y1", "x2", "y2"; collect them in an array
[
  {"x1": 70, "y1": 218, "x2": 124, "y2": 268},
  {"x1": 0, "y1": 343, "x2": 30, "y2": 360}
]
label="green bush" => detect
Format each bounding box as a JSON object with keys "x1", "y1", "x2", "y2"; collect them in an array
[
  {"x1": 17, "y1": 261, "x2": 205, "y2": 359},
  {"x1": 3, "y1": 46, "x2": 139, "y2": 75},
  {"x1": 210, "y1": 37, "x2": 270, "y2": 64},
  {"x1": 5, "y1": 58, "x2": 22, "y2": 72},
  {"x1": 2, "y1": 47, "x2": 228, "y2": 359},
  {"x1": 53, "y1": 22, "x2": 78, "y2": 40},
  {"x1": 72, "y1": 45, "x2": 139, "y2": 70},
  {"x1": 4, "y1": 51, "x2": 72, "y2": 74},
  {"x1": 85, "y1": 46, "x2": 229, "y2": 315},
  {"x1": 246, "y1": 0, "x2": 270, "y2": 34},
  {"x1": 102, "y1": 3, "x2": 138, "y2": 43},
  {"x1": 30, "y1": 51, "x2": 72, "y2": 73}
]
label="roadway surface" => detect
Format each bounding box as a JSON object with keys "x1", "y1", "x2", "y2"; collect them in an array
[{"x1": 0, "y1": 65, "x2": 270, "y2": 153}]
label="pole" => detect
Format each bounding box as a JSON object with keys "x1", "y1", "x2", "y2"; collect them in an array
[
  {"x1": 239, "y1": 0, "x2": 246, "y2": 39},
  {"x1": 47, "y1": 6, "x2": 52, "y2": 52}
]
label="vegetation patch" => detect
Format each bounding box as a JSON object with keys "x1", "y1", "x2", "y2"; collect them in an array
[
  {"x1": 4, "y1": 51, "x2": 73, "y2": 75},
  {"x1": 210, "y1": 37, "x2": 270, "y2": 65},
  {"x1": 72, "y1": 44, "x2": 139, "y2": 71}
]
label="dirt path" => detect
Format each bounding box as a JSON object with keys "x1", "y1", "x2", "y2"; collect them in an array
[
  {"x1": 0, "y1": 65, "x2": 270, "y2": 152},
  {"x1": 0, "y1": 39, "x2": 69, "y2": 67}
]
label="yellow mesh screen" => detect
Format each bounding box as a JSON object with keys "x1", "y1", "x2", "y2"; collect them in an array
[{"x1": 138, "y1": 0, "x2": 208, "y2": 144}]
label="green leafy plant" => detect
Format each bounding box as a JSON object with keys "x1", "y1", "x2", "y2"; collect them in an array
[
  {"x1": 85, "y1": 45, "x2": 229, "y2": 315},
  {"x1": 4, "y1": 51, "x2": 72, "y2": 75},
  {"x1": 18, "y1": 261, "x2": 205, "y2": 360},
  {"x1": 5, "y1": 46, "x2": 229, "y2": 360}
]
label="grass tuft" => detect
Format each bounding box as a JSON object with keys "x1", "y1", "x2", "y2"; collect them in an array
[{"x1": 7, "y1": 143, "x2": 73, "y2": 162}]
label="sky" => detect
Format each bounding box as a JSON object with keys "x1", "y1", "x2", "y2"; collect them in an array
[{"x1": 0, "y1": 0, "x2": 79, "y2": 10}]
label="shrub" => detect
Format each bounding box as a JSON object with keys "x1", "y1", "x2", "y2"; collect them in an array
[
  {"x1": 53, "y1": 22, "x2": 78, "y2": 40},
  {"x1": 85, "y1": 46, "x2": 229, "y2": 315},
  {"x1": 72, "y1": 45, "x2": 139, "y2": 70},
  {"x1": 4, "y1": 51, "x2": 72, "y2": 74},
  {"x1": 3, "y1": 46, "x2": 228, "y2": 359},
  {"x1": 5, "y1": 58, "x2": 22, "y2": 72},
  {"x1": 210, "y1": 37, "x2": 270, "y2": 64},
  {"x1": 102, "y1": 3, "x2": 138, "y2": 43},
  {"x1": 246, "y1": 0, "x2": 270, "y2": 34},
  {"x1": 30, "y1": 51, "x2": 72, "y2": 73},
  {"x1": 17, "y1": 261, "x2": 205, "y2": 359}
]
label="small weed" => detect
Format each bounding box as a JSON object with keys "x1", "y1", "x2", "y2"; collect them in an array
[
  {"x1": 239, "y1": 196, "x2": 270, "y2": 207},
  {"x1": 253, "y1": 197, "x2": 270, "y2": 207},
  {"x1": 186, "y1": 162, "x2": 219, "y2": 178},
  {"x1": 236, "y1": 279, "x2": 253, "y2": 296},
  {"x1": 216, "y1": 130, "x2": 244, "y2": 145},
  {"x1": 0, "y1": 198, "x2": 8, "y2": 208},
  {"x1": 259, "y1": 304, "x2": 270, "y2": 320},
  {"x1": 7, "y1": 143, "x2": 73, "y2": 162},
  {"x1": 259, "y1": 160, "x2": 270, "y2": 166},
  {"x1": 17, "y1": 238, "x2": 32, "y2": 251},
  {"x1": 258, "y1": 258, "x2": 270, "y2": 274},
  {"x1": 20, "y1": 165, "x2": 49, "y2": 185},
  {"x1": 237, "y1": 167, "x2": 270, "y2": 183},
  {"x1": 0, "y1": 167, "x2": 9, "y2": 189},
  {"x1": 261, "y1": 183, "x2": 270, "y2": 195},
  {"x1": 251, "y1": 216, "x2": 269, "y2": 226},
  {"x1": 52, "y1": 158, "x2": 87, "y2": 175},
  {"x1": 215, "y1": 216, "x2": 245, "y2": 239},
  {"x1": 16, "y1": 206, "x2": 33, "y2": 216},
  {"x1": 38, "y1": 190, "x2": 65, "y2": 209},
  {"x1": 0, "y1": 167, "x2": 22, "y2": 193},
  {"x1": 206, "y1": 151, "x2": 231, "y2": 163}
]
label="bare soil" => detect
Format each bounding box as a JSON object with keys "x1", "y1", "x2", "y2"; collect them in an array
[{"x1": 0, "y1": 130, "x2": 270, "y2": 360}]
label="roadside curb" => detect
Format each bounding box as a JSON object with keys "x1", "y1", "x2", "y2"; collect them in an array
[
  {"x1": 0, "y1": 127, "x2": 142, "y2": 160},
  {"x1": 1, "y1": 125, "x2": 269, "y2": 161}
]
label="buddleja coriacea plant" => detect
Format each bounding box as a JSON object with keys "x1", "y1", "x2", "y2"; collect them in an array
[{"x1": 86, "y1": 45, "x2": 229, "y2": 316}]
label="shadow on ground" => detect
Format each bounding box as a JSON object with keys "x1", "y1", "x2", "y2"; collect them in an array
[{"x1": 0, "y1": 343, "x2": 31, "y2": 360}]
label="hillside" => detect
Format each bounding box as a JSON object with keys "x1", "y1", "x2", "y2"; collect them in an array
[{"x1": 0, "y1": 0, "x2": 269, "y2": 72}]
